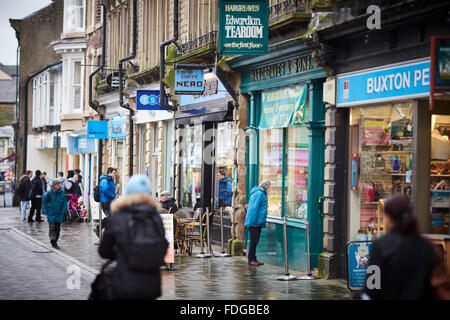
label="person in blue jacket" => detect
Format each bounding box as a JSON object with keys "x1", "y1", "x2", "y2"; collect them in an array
[
  {"x1": 244, "y1": 180, "x2": 271, "y2": 266},
  {"x1": 217, "y1": 170, "x2": 232, "y2": 207},
  {"x1": 42, "y1": 180, "x2": 67, "y2": 249},
  {"x1": 95, "y1": 167, "x2": 117, "y2": 237}
]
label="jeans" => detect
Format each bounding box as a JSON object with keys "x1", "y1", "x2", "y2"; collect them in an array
[
  {"x1": 247, "y1": 227, "x2": 262, "y2": 262},
  {"x1": 20, "y1": 201, "x2": 28, "y2": 220}
]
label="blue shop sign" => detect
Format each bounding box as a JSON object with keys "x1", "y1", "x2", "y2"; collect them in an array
[
  {"x1": 87, "y1": 120, "x2": 109, "y2": 139},
  {"x1": 68, "y1": 135, "x2": 96, "y2": 154},
  {"x1": 175, "y1": 69, "x2": 205, "y2": 95},
  {"x1": 136, "y1": 90, "x2": 168, "y2": 110},
  {"x1": 337, "y1": 59, "x2": 430, "y2": 107},
  {"x1": 347, "y1": 241, "x2": 372, "y2": 291},
  {"x1": 110, "y1": 116, "x2": 127, "y2": 139}
]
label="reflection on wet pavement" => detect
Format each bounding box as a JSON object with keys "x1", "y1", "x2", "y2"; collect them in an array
[{"x1": 1, "y1": 207, "x2": 351, "y2": 300}]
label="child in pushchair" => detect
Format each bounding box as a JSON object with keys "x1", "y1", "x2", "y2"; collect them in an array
[{"x1": 66, "y1": 195, "x2": 87, "y2": 223}]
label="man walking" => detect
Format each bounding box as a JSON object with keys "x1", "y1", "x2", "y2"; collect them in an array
[
  {"x1": 244, "y1": 180, "x2": 270, "y2": 266},
  {"x1": 57, "y1": 172, "x2": 65, "y2": 183},
  {"x1": 42, "y1": 180, "x2": 67, "y2": 249},
  {"x1": 217, "y1": 169, "x2": 232, "y2": 207},
  {"x1": 95, "y1": 167, "x2": 116, "y2": 237},
  {"x1": 17, "y1": 171, "x2": 33, "y2": 221},
  {"x1": 28, "y1": 170, "x2": 44, "y2": 223}
]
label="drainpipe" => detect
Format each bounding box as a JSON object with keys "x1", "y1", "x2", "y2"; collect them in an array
[
  {"x1": 14, "y1": 31, "x2": 19, "y2": 193},
  {"x1": 118, "y1": 0, "x2": 137, "y2": 177},
  {"x1": 88, "y1": 3, "x2": 106, "y2": 180},
  {"x1": 159, "y1": 0, "x2": 178, "y2": 111}
]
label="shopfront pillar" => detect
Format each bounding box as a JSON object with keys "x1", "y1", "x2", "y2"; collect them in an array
[
  {"x1": 246, "y1": 91, "x2": 259, "y2": 200},
  {"x1": 305, "y1": 79, "x2": 325, "y2": 267}
]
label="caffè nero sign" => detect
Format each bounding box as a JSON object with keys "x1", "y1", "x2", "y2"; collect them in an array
[{"x1": 219, "y1": 0, "x2": 268, "y2": 55}]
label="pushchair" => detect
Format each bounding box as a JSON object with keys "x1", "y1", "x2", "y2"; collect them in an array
[{"x1": 66, "y1": 195, "x2": 87, "y2": 223}]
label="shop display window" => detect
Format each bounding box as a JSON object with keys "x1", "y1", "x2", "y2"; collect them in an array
[
  {"x1": 180, "y1": 125, "x2": 202, "y2": 208},
  {"x1": 259, "y1": 128, "x2": 283, "y2": 217},
  {"x1": 285, "y1": 126, "x2": 309, "y2": 220},
  {"x1": 349, "y1": 103, "x2": 413, "y2": 241},
  {"x1": 430, "y1": 116, "x2": 450, "y2": 235},
  {"x1": 216, "y1": 122, "x2": 234, "y2": 208}
]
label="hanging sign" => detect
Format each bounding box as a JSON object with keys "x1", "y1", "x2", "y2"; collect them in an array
[
  {"x1": 218, "y1": 0, "x2": 269, "y2": 55},
  {"x1": 430, "y1": 36, "x2": 450, "y2": 110},
  {"x1": 106, "y1": 72, "x2": 125, "y2": 89},
  {"x1": 110, "y1": 116, "x2": 127, "y2": 139},
  {"x1": 175, "y1": 69, "x2": 205, "y2": 95},
  {"x1": 87, "y1": 120, "x2": 109, "y2": 139},
  {"x1": 346, "y1": 241, "x2": 372, "y2": 291},
  {"x1": 136, "y1": 90, "x2": 168, "y2": 111}
]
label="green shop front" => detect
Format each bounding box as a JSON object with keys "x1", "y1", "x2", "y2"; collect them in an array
[{"x1": 229, "y1": 40, "x2": 326, "y2": 271}]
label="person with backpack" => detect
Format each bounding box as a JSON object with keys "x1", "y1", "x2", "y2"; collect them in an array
[
  {"x1": 94, "y1": 167, "x2": 117, "y2": 237},
  {"x1": 17, "y1": 170, "x2": 33, "y2": 221},
  {"x1": 28, "y1": 170, "x2": 44, "y2": 223},
  {"x1": 42, "y1": 180, "x2": 67, "y2": 249},
  {"x1": 94, "y1": 174, "x2": 168, "y2": 300},
  {"x1": 63, "y1": 170, "x2": 79, "y2": 202}
]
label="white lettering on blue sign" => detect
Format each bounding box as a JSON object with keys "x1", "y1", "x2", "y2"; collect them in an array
[{"x1": 337, "y1": 59, "x2": 430, "y2": 107}]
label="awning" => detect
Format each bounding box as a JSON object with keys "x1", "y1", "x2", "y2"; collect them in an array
[
  {"x1": 259, "y1": 85, "x2": 308, "y2": 129},
  {"x1": 175, "y1": 97, "x2": 233, "y2": 125},
  {"x1": 0, "y1": 153, "x2": 14, "y2": 163}
]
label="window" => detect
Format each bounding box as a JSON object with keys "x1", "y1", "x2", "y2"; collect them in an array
[
  {"x1": 165, "y1": 120, "x2": 175, "y2": 192},
  {"x1": 259, "y1": 128, "x2": 283, "y2": 217},
  {"x1": 73, "y1": 61, "x2": 82, "y2": 110},
  {"x1": 64, "y1": 0, "x2": 85, "y2": 34}
]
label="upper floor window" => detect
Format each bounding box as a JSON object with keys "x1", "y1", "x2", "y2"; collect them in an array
[{"x1": 64, "y1": 0, "x2": 86, "y2": 34}]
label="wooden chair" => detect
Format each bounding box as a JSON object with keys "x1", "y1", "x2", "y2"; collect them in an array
[
  {"x1": 160, "y1": 208, "x2": 170, "y2": 214},
  {"x1": 173, "y1": 211, "x2": 192, "y2": 255},
  {"x1": 185, "y1": 211, "x2": 213, "y2": 255}
]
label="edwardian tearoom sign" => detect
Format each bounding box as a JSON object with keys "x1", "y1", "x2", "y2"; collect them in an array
[{"x1": 219, "y1": 0, "x2": 268, "y2": 55}]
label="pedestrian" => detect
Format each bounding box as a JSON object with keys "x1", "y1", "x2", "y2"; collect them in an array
[
  {"x1": 74, "y1": 169, "x2": 83, "y2": 185},
  {"x1": 57, "y1": 172, "x2": 65, "y2": 183},
  {"x1": 95, "y1": 167, "x2": 117, "y2": 237},
  {"x1": 17, "y1": 170, "x2": 33, "y2": 221},
  {"x1": 42, "y1": 172, "x2": 49, "y2": 193},
  {"x1": 42, "y1": 180, "x2": 67, "y2": 249},
  {"x1": 159, "y1": 190, "x2": 177, "y2": 213},
  {"x1": 95, "y1": 174, "x2": 168, "y2": 300},
  {"x1": 244, "y1": 180, "x2": 270, "y2": 266},
  {"x1": 217, "y1": 169, "x2": 232, "y2": 207},
  {"x1": 74, "y1": 174, "x2": 83, "y2": 197},
  {"x1": 362, "y1": 193, "x2": 436, "y2": 300},
  {"x1": 63, "y1": 170, "x2": 79, "y2": 201},
  {"x1": 28, "y1": 170, "x2": 44, "y2": 223}
]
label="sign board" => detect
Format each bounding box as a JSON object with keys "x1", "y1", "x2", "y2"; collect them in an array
[
  {"x1": 337, "y1": 59, "x2": 430, "y2": 107},
  {"x1": 218, "y1": 0, "x2": 269, "y2": 55},
  {"x1": 346, "y1": 241, "x2": 372, "y2": 291},
  {"x1": 160, "y1": 214, "x2": 175, "y2": 265},
  {"x1": 106, "y1": 72, "x2": 125, "y2": 89},
  {"x1": 430, "y1": 36, "x2": 450, "y2": 109},
  {"x1": 87, "y1": 120, "x2": 109, "y2": 139},
  {"x1": 175, "y1": 69, "x2": 205, "y2": 95},
  {"x1": 136, "y1": 90, "x2": 169, "y2": 111},
  {"x1": 110, "y1": 116, "x2": 127, "y2": 139}
]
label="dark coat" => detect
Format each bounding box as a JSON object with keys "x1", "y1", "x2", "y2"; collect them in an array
[
  {"x1": 363, "y1": 231, "x2": 436, "y2": 300},
  {"x1": 29, "y1": 176, "x2": 44, "y2": 200},
  {"x1": 18, "y1": 175, "x2": 31, "y2": 202},
  {"x1": 160, "y1": 197, "x2": 178, "y2": 213},
  {"x1": 99, "y1": 194, "x2": 166, "y2": 300}
]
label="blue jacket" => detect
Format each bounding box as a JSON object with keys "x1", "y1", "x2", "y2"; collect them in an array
[
  {"x1": 244, "y1": 186, "x2": 268, "y2": 228},
  {"x1": 42, "y1": 187, "x2": 67, "y2": 223},
  {"x1": 99, "y1": 175, "x2": 116, "y2": 203},
  {"x1": 218, "y1": 177, "x2": 232, "y2": 206}
]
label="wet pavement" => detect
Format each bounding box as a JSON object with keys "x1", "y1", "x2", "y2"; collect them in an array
[{"x1": 0, "y1": 207, "x2": 352, "y2": 300}]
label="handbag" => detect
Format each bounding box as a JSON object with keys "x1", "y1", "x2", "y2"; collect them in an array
[{"x1": 89, "y1": 260, "x2": 115, "y2": 300}]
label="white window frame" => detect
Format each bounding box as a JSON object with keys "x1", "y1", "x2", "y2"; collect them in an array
[{"x1": 64, "y1": 0, "x2": 86, "y2": 34}]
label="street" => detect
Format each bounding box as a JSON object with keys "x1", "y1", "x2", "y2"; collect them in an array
[{"x1": 0, "y1": 207, "x2": 351, "y2": 300}]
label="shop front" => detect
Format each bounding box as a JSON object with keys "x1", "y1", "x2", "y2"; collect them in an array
[
  {"x1": 174, "y1": 77, "x2": 235, "y2": 244},
  {"x1": 229, "y1": 39, "x2": 326, "y2": 271},
  {"x1": 336, "y1": 58, "x2": 450, "y2": 242}
]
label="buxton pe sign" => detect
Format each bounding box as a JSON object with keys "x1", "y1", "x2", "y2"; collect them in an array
[
  {"x1": 175, "y1": 69, "x2": 205, "y2": 95},
  {"x1": 219, "y1": 0, "x2": 268, "y2": 55},
  {"x1": 136, "y1": 90, "x2": 168, "y2": 111},
  {"x1": 87, "y1": 120, "x2": 109, "y2": 139}
]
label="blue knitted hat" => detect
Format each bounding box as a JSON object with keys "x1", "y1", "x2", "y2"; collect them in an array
[{"x1": 125, "y1": 175, "x2": 151, "y2": 195}]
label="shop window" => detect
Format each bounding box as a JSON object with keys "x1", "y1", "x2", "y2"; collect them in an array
[
  {"x1": 285, "y1": 126, "x2": 309, "y2": 220},
  {"x1": 348, "y1": 103, "x2": 413, "y2": 241},
  {"x1": 216, "y1": 122, "x2": 234, "y2": 208},
  {"x1": 181, "y1": 125, "x2": 202, "y2": 209},
  {"x1": 259, "y1": 128, "x2": 283, "y2": 217}
]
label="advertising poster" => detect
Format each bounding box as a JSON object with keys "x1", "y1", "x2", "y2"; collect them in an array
[
  {"x1": 347, "y1": 241, "x2": 372, "y2": 291},
  {"x1": 160, "y1": 213, "x2": 175, "y2": 265},
  {"x1": 363, "y1": 119, "x2": 388, "y2": 145}
]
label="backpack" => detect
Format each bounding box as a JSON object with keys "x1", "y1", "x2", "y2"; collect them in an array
[
  {"x1": 127, "y1": 213, "x2": 168, "y2": 272},
  {"x1": 93, "y1": 177, "x2": 108, "y2": 203},
  {"x1": 16, "y1": 180, "x2": 26, "y2": 196}
]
